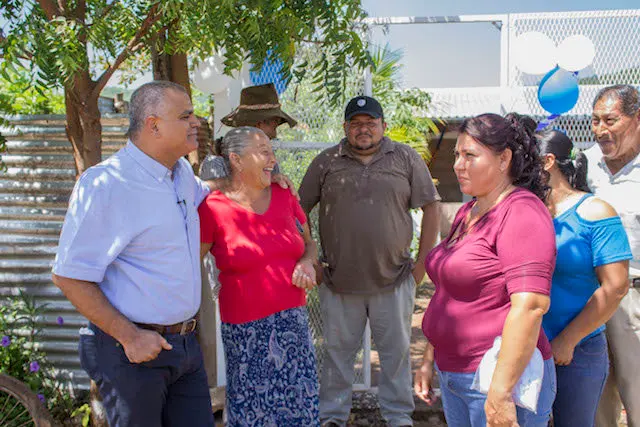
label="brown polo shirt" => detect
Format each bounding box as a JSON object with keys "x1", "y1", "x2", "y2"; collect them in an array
[{"x1": 299, "y1": 137, "x2": 440, "y2": 294}]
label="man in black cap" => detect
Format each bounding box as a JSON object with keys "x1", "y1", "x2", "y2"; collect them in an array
[{"x1": 299, "y1": 96, "x2": 441, "y2": 427}]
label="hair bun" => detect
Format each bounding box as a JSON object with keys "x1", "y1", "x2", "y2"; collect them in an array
[
  {"x1": 214, "y1": 137, "x2": 224, "y2": 156},
  {"x1": 506, "y1": 112, "x2": 537, "y2": 140}
]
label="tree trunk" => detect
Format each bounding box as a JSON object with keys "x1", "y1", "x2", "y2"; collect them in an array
[
  {"x1": 151, "y1": 31, "x2": 172, "y2": 81},
  {"x1": 64, "y1": 78, "x2": 103, "y2": 177},
  {"x1": 151, "y1": 30, "x2": 204, "y2": 171},
  {"x1": 169, "y1": 53, "x2": 191, "y2": 97}
]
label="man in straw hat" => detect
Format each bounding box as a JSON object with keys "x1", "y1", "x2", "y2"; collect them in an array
[
  {"x1": 221, "y1": 82, "x2": 297, "y2": 139},
  {"x1": 200, "y1": 82, "x2": 296, "y2": 179}
]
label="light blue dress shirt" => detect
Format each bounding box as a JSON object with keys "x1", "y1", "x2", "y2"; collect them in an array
[{"x1": 53, "y1": 142, "x2": 210, "y2": 325}]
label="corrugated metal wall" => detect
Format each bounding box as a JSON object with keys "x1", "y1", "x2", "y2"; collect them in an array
[{"x1": 0, "y1": 114, "x2": 128, "y2": 388}]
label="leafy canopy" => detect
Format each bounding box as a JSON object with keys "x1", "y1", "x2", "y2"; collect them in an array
[{"x1": 1, "y1": 0, "x2": 372, "y2": 104}]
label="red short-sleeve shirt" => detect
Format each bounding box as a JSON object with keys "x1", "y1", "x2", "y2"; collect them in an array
[
  {"x1": 422, "y1": 188, "x2": 556, "y2": 372},
  {"x1": 199, "y1": 184, "x2": 307, "y2": 324}
]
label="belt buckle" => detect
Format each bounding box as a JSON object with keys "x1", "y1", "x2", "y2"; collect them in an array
[{"x1": 179, "y1": 318, "x2": 197, "y2": 336}]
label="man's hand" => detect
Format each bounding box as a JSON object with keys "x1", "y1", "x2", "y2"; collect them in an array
[
  {"x1": 414, "y1": 361, "x2": 437, "y2": 405},
  {"x1": 485, "y1": 389, "x2": 519, "y2": 427},
  {"x1": 121, "y1": 328, "x2": 173, "y2": 364},
  {"x1": 550, "y1": 335, "x2": 576, "y2": 366},
  {"x1": 272, "y1": 173, "x2": 299, "y2": 200},
  {"x1": 292, "y1": 259, "x2": 317, "y2": 290}
]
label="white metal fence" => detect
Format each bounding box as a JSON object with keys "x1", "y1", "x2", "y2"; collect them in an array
[{"x1": 507, "y1": 10, "x2": 640, "y2": 148}]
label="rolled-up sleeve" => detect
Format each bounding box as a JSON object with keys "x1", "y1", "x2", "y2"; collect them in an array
[
  {"x1": 408, "y1": 148, "x2": 441, "y2": 209},
  {"x1": 497, "y1": 200, "x2": 556, "y2": 296},
  {"x1": 53, "y1": 171, "x2": 132, "y2": 283},
  {"x1": 298, "y1": 155, "x2": 324, "y2": 214}
]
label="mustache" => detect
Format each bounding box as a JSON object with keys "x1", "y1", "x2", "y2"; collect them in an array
[{"x1": 355, "y1": 132, "x2": 372, "y2": 138}]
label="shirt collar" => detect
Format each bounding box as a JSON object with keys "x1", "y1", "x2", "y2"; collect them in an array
[
  {"x1": 595, "y1": 144, "x2": 640, "y2": 176},
  {"x1": 338, "y1": 136, "x2": 395, "y2": 158},
  {"x1": 124, "y1": 141, "x2": 174, "y2": 183}
]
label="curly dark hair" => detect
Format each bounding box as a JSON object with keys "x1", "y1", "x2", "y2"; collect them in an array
[{"x1": 458, "y1": 112, "x2": 550, "y2": 201}]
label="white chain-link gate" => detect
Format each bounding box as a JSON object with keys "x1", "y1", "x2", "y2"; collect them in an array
[{"x1": 507, "y1": 9, "x2": 640, "y2": 148}]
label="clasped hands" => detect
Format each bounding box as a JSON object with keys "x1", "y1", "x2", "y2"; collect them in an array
[{"x1": 292, "y1": 259, "x2": 317, "y2": 290}]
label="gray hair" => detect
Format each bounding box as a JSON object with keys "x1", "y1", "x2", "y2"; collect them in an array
[
  {"x1": 592, "y1": 84, "x2": 640, "y2": 117},
  {"x1": 215, "y1": 126, "x2": 267, "y2": 173},
  {"x1": 127, "y1": 81, "x2": 188, "y2": 138}
]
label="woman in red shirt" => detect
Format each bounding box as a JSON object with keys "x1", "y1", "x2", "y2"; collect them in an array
[
  {"x1": 415, "y1": 113, "x2": 557, "y2": 427},
  {"x1": 198, "y1": 127, "x2": 319, "y2": 426}
]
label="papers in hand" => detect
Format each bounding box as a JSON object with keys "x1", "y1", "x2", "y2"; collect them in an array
[{"x1": 471, "y1": 336, "x2": 544, "y2": 413}]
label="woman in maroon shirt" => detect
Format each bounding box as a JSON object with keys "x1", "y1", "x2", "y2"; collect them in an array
[{"x1": 415, "y1": 113, "x2": 557, "y2": 427}]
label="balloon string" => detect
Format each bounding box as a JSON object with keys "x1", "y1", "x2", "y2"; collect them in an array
[{"x1": 536, "y1": 114, "x2": 560, "y2": 131}]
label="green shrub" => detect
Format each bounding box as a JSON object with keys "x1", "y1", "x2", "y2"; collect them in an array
[{"x1": 0, "y1": 291, "x2": 89, "y2": 425}]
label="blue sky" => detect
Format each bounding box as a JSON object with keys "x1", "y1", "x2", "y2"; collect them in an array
[{"x1": 362, "y1": 0, "x2": 639, "y2": 88}]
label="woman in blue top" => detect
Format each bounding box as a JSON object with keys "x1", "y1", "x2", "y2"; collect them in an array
[{"x1": 537, "y1": 130, "x2": 632, "y2": 427}]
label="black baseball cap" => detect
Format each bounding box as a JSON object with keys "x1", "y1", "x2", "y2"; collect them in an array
[{"x1": 344, "y1": 96, "x2": 384, "y2": 121}]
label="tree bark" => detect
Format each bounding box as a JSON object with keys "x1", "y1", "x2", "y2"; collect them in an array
[
  {"x1": 169, "y1": 52, "x2": 191, "y2": 97},
  {"x1": 64, "y1": 74, "x2": 102, "y2": 177},
  {"x1": 151, "y1": 29, "x2": 202, "y2": 171}
]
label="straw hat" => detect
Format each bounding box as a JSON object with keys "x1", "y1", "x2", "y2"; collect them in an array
[{"x1": 221, "y1": 83, "x2": 297, "y2": 128}]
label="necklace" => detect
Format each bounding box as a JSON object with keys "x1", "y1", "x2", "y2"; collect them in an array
[{"x1": 446, "y1": 185, "x2": 516, "y2": 248}]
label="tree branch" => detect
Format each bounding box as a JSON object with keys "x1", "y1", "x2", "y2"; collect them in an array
[
  {"x1": 76, "y1": 0, "x2": 86, "y2": 21},
  {"x1": 37, "y1": 0, "x2": 62, "y2": 19},
  {"x1": 94, "y1": 1, "x2": 117, "y2": 24},
  {"x1": 92, "y1": 3, "x2": 161, "y2": 98},
  {"x1": 57, "y1": 0, "x2": 67, "y2": 14},
  {"x1": 0, "y1": 35, "x2": 34, "y2": 60}
]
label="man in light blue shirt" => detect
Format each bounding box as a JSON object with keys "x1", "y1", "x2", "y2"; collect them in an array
[{"x1": 52, "y1": 81, "x2": 215, "y2": 426}]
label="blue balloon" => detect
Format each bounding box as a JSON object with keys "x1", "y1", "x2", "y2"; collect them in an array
[
  {"x1": 537, "y1": 66, "x2": 580, "y2": 115},
  {"x1": 250, "y1": 51, "x2": 287, "y2": 95}
]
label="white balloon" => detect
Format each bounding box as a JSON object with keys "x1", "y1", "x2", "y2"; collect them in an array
[
  {"x1": 192, "y1": 54, "x2": 235, "y2": 95},
  {"x1": 513, "y1": 32, "x2": 557, "y2": 75},
  {"x1": 557, "y1": 35, "x2": 596, "y2": 71}
]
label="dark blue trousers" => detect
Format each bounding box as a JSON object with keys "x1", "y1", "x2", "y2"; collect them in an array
[
  {"x1": 553, "y1": 331, "x2": 609, "y2": 427},
  {"x1": 79, "y1": 323, "x2": 214, "y2": 427}
]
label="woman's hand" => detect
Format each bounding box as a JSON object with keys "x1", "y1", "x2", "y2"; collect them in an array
[
  {"x1": 485, "y1": 390, "x2": 519, "y2": 427},
  {"x1": 550, "y1": 335, "x2": 576, "y2": 366},
  {"x1": 292, "y1": 259, "x2": 317, "y2": 290},
  {"x1": 414, "y1": 361, "x2": 437, "y2": 405}
]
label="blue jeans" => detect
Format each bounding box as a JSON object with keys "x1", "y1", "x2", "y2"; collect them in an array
[
  {"x1": 553, "y1": 331, "x2": 609, "y2": 427},
  {"x1": 436, "y1": 358, "x2": 556, "y2": 427},
  {"x1": 79, "y1": 324, "x2": 214, "y2": 427}
]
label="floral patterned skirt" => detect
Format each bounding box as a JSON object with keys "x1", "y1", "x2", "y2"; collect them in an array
[{"x1": 221, "y1": 306, "x2": 320, "y2": 427}]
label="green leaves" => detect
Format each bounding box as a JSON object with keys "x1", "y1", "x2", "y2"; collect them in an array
[
  {"x1": 1, "y1": 0, "x2": 370, "y2": 107},
  {"x1": 364, "y1": 44, "x2": 444, "y2": 163}
]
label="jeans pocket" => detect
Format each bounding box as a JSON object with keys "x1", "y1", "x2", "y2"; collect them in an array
[
  {"x1": 78, "y1": 333, "x2": 100, "y2": 380},
  {"x1": 575, "y1": 333, "x2": 607, "y2": 357}
]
